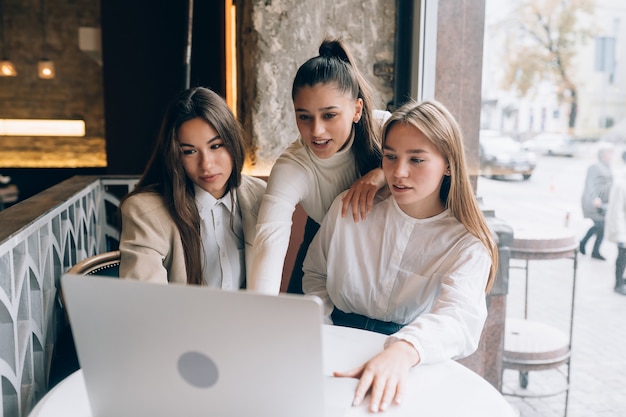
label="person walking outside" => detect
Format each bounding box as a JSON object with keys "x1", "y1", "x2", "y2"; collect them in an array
[{"x1": 580, "y1": 143, "x2": 614, "y2": 260}]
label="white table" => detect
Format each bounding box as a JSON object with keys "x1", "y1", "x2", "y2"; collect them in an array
[{"x1": 31, "y1": 325, "x2": 516, "y2": 417}]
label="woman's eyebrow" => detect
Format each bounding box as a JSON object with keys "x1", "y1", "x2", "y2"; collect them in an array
[
  {"x1": 207, "y1": 135, "x2": 221, "y2": 143},
  {"x1": 295, "y1": 105, "x2": 340, "y2": 112},
  {"x1": 383, "y1": 144, "x2": 428, "y2": 154},
  {"x1": 179, "y1": 135, "x2": 221, "y2": 147}
]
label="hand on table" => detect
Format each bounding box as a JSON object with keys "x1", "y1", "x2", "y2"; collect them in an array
[
  {"x1": 334, "y1": 340, "x2": 420, "y2": 413},
  {"x1": 341, "y1": 168, "x2": 385, "y2": 222}
]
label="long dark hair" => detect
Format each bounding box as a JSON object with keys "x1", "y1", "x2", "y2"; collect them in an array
[
  {"x1": 291, "y1": 38, "x2": 382, "y2": 175},
  {"x1": 122, "y1": 87, "x2": 246, "y2": 285}
]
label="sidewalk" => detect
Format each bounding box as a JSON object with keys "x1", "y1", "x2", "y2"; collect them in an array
[{"x1": 501, "y1": 237, "x2": 626, "y2": 417}]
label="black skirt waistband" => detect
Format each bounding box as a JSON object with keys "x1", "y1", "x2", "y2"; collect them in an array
[{"x1": 331, "y1": 307, "x2": 405, "y2": 336}]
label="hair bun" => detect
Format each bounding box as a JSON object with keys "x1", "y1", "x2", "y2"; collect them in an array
[{"x1": 318, "y1": 39, "x2": 350, "y2": 63}]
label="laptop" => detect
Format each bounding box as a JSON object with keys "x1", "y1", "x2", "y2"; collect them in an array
[{"x1": 61, "y1": 274, "x2": 358, "y2": 417}]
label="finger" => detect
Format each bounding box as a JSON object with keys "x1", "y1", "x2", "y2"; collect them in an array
[
  {"x1": 353, "y1": 370, "x2": 374, "y2": 407},
  {"x1": 393, "y1": 377, "x2": 406, "y2": 405},
  {"x1": 341, "y1": 189, "x2": 354, "y2": 218},
  {"x1": 366, "y1": 186, "x2": 376, "y2": 212},
  {"x1": 367, "y1": 374, "x2": 385, "y2": 412},
  {"x1": 333, "y1": 364, "x2": 364, "y2": 379},
  {"x1": 351, "y1": 189, "x2": 362, "y2": 223},
  {"x1": 360, "y1": 187, "x2": 374, "y2": 220},
  {"x1": 378, "y1": 378, "x2": 399, "y2": 412}
]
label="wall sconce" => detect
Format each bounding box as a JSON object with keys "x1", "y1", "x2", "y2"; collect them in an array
[
  {"x1": 0, "y1": 59, "x2": 17, "y2": 76},
  {"x1": 38, "y1": 59, "x2": 55, "y2": 79},
  {"x1": 38, "y1": 0, "x2": 54, "y2": 79},
  {"x1": 0, "y1": 0, "x2": 17, "y2": 76}
]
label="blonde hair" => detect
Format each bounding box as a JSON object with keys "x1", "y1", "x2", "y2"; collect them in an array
[{"x1": 382, "y1": 99, "x2": 498, "y2": 292}]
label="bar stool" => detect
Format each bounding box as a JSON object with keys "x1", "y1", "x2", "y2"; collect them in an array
[{"x1": 501, "y1": 227, "x2": 578, "y2": 417}]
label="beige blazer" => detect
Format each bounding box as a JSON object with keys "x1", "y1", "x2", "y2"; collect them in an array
[{"x1": 119, "y1": 175, "x2": 267, "y2": 285}]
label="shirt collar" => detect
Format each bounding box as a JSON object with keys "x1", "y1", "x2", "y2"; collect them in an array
[
  {"x1": 194, "y1": 184, "x2": 235, "y2": 214},
  {"x1": 390, "y1": 196, "x2": 450, "y2": 223}
]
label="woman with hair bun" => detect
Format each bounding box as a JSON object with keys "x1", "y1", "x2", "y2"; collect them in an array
[{"x1": 248, "y1": 38, "x2": 390, "y2": 295}]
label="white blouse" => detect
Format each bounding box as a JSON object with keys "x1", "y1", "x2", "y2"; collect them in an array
[
  {"x1": 302, "y1": 191, "x2": 491, "y2": 365},
  {"x1": 195, "y1": 185, "x2": 244, "y2": 290}
]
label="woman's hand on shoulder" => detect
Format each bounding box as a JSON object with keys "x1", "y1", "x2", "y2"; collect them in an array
[
  {"x1": 333, "y1": 340, "x2": 419, "y2": 413},
  {"x1": 341, "y1": 168, "x2": 386, "y2": 222}
]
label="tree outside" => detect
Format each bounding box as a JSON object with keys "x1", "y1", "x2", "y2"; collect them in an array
[
  {"x1": 501, "y1": 0, "x2": 596, "y2": 131},
  {"x1": 481, "y1": 0, "x2": 625, "y2": 142}
]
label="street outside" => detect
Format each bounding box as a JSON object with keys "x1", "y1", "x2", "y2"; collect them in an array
[{"x1": 476, "y1": 142, "x2": 626, "y2": 416}]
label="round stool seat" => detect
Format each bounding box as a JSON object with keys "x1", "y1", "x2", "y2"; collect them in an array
[
  {"x1": 503, "y1": 318, "x2": 570, "y2": 370},
  {"x1": 510, "y1": 227, "x2": 577, "y2": 260}
]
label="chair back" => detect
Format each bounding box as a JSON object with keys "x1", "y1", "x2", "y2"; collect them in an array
[{"x1": 67, "y1": 250, "x2": 120, "y2": 277}]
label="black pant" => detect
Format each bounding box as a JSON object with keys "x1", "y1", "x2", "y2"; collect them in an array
[
  {"x1": 616, "y1": 245, "x2": 626, "y2": 288},
  {"x1": 581, "y1": 219, "x2": 605, "y2": 255},
  {"x1": 287, "y1": 216, "x2": 320, "y2": 294}
]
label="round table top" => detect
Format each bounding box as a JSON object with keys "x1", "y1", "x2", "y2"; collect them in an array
[{"x1": 30, "y1": 325, "x2": 517, "y2": 417}]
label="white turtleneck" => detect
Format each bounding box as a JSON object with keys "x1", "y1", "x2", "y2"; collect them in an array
[
  {"x1": 248, "y1": 109, "x2": 390, "y2": 294},
  {"x1": 248, "y1": 133, "x2": 358, "y2": 294}
]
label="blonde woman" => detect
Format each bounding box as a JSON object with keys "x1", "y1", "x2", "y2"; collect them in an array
[{"x1": 303, "y1": 99, "x2": 498, "y2": 413}]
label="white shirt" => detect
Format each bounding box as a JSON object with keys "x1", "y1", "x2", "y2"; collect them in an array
[
  {"x1": 195, "y1": 185, "x2": 245, "y2": 290},
  {"x1": 249, "y1": 110, "x2": 391, "y2": 294},
  {"x1": 302, "y1": 191, "x2": 491, "y2": 365},
  {"x1": 606, "y1": 169, "x2": 626, "y2": 245}
]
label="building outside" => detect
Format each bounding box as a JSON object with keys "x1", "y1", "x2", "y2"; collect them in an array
[{"x1": 481, "y1": 0, "x2": 626, "y2": 142}]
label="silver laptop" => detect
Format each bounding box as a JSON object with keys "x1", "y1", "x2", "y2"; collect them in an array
[{"x1": 61, "y1": 274, "x2": 357, "y2": 417}]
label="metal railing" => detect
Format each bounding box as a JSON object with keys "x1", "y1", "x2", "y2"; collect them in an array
[{"x1": 0, "y1": 175, "x2": 138, "y2": 417}]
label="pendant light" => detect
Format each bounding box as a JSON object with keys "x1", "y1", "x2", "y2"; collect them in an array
[
  {"x1": 0, "y1": 0, "x2": 17, "y2": 76},
  {"x1": 38, "y1": 0, "x2": 54, "y2": 79}
]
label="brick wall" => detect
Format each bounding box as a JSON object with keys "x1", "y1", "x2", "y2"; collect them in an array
[{"x1": 0, "y1": 0, "x2": 103, "y2": 137}]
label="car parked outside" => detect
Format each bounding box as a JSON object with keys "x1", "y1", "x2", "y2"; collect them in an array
[
  {"x1": 600, "y1": 119, "x2": 626, "y2": 143},
  {"x1": 479, "y1": 130, "x2": 536, "y2": 180},
  {"x1": 522, "y1": 132, "x2": 578, "y2": 157}
]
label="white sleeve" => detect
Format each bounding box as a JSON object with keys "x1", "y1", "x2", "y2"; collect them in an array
[
  {"x1": 607, "y1": 183, "x2": 626, "y2": 243},
  {"x1": 385, "y1": 241, "x2": 491, "y2": 365},
  {"x1": 302, "y1": 193, "x2": 345, "y2": 323},
  {"x1": 247, "y1": 158, "x2": 312, "y2": 294}
]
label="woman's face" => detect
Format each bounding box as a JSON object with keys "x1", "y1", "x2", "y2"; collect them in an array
[
  {"x1": 293, "y1": 83, "x2": 363, "y2": 159},
  {"x1": 178, "y1": 117, "x2": 233, "y2": 199},
  {"x1": 382, "y1": 123, "x2": 449, "y2": 219}
]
